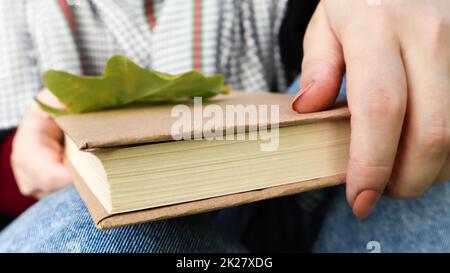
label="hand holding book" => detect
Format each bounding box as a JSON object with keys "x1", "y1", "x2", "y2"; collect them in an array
[
  {"x1": 11, "y1": 89, "x2": 72, "y2": 199},
  {"x1": 292, "y1": 0, "x2": 450, "y2": 219}
]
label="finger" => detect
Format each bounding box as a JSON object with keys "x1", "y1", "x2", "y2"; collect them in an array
[
  {"x1": 292, "y1": 2, "x2": 344, "y2": 113},
  {"x1": 36, "y1": 138, "x2": 72, "y2": 193},
  {"x1": 42, "y1": 163, "x2": 72, "y2": 192},
  {"x1": 13, "y1": 147, "x2": 71, "y2": 197},
  {"x1": 32, "y1": 88, "x2": 68, "y2": 114},
  {"x1": 387, "y1": 30, "x2": 450, "y2": 198},
  {"x1": 343, "y1": 25, "x2": 407, "y2": 219},
  {"x1": 30, "y1": 147, "x2": 71, "y2": 195}
]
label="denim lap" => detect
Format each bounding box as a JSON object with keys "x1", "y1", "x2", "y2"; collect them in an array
[
  {"x1": 0, "y1": 186, "x2": 247, "y2": 253},
  {"x1": 3, "y1": 181, "x2": 450, "y2": 252},
  {"x1": 314, "y1": 181, "x2": 450, "y2": 253}
]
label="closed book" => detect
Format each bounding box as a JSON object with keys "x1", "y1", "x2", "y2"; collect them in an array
[{"x1": 57, "y1": 91, "x2": 350, "y2": 229}]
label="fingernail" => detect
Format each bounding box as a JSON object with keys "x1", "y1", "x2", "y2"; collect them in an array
[
  {"x1": 291, "y1": 81, "x2": 314, "y2": 112},
  {"x1": 352, "y1": 190, "x2": 381, "y2": 220}
]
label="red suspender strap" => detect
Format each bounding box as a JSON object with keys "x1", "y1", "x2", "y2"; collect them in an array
[
  {"x1": 58, "y1": 0, "x2": 77, "y2": 33},
  {"x1": 57, "y1": 0, "x2": 87, "y2": 74},
  {"x1": 145, "y1": 0, "x2": 157, "y2": 30},
  {"x1": 193, "y1": 0, "x2": 202, "y2": 71},
  {"x1": 145, "y1": 0, "x2": 203, "y2": 71}
]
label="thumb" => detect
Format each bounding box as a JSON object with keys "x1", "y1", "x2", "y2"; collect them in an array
[
  {"x1": 292, "y1": 3, "x2": 345, "y2": 113},
  {"x1": 52, "y1": 163, "x2": 73, "y2": 188}
]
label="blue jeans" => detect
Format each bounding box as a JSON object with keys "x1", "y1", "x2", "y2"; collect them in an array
[
  {"x1": 314, "y1": 182, "x2": 450, "y2": 253},
  {"x1": 0, "y1": 187, "x2": 247, "y2": 253},
  {"x1": 1, "y1": 181, "x2": 450, "y2": 253}
]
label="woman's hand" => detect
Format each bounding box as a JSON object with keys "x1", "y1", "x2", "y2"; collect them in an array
[
  {"x1": 11, "y1": 89, "x2": 72, "y2": 198},
  {"x1": 292, "y1": 0, "x2": 450, "y2": 219}
]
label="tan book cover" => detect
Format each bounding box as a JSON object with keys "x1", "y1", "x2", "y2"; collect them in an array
[
  {"x1": 67, "y1": 159, "x2": 345, "y2": 230},
  {"x1": 56, "y1": 92, "x2": 350, "y2": 150},
  {"x1": 57, "y1": 92, "x2": 351, "y2": 230}
]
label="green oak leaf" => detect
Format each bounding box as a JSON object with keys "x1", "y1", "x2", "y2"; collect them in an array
[{"x1": 38, "y1": 55, "x2": 229, "y2": 115}]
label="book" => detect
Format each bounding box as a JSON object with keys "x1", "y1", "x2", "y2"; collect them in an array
[{"x1": 57, "y1": 91, "x2": 351, "y2": 229}]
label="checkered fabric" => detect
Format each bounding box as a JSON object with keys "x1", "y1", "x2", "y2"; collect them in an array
[{"x1": 0, "y1": 0, "x2": 288, "y2": 129}]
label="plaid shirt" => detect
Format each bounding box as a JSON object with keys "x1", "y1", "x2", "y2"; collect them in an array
[{"x1": 0, "y1": 0, "x2": 288, "y2": 129}]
